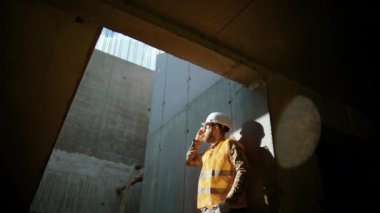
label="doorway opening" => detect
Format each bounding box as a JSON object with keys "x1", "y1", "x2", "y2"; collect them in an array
[{"x1": 30, "y1": 27, "x2": 276, "y2": 213}]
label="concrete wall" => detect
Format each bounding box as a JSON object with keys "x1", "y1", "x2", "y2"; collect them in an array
[
  {"x1": 265, "y1": 75, "x2": 375, "y2": 212},
  {"x1": 265, "y1": 76, "x2": 324, "y2": 213},
  {"x1": 142, "y1": 58, "x2": 374, "y2": 213},
  {"x1": 30, "y1": 149, "x2": 133, "y2": 213},
  {"x1": 55, "y1": 50, "x2": 153, "y2": 165},
  {"x1": 141, "y1": 54, "x2": 275, "y2": 213},
  {"x1": 1, "y1": 1, "x2": 100, "y2": 211},
  {"x1": 30, "y1": 50, "x2": 153, "y2": 213},
  {"x1": 148, "y1": 53, "x2": 222, "y2": 134}
]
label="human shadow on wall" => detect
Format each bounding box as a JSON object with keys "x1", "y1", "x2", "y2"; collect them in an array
[{"x1": 239, "y1": 120, "x2": 279, "y2": 213}]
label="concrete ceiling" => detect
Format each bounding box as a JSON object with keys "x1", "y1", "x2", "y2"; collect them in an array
[
  {"x1": 122, "y1": 0, "x2": 325, "y2": 72},
  {"x1": 105, "y1": 0, "x2": 376, "y2": 118},
  {"x1": 38, "y1": 0, "x2": 377, "y2": 117}
]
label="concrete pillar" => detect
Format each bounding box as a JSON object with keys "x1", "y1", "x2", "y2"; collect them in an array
[{"x1": 266, "y1": 75, "x2": 325, "y2": 213}]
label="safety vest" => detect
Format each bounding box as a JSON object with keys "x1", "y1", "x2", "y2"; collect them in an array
[{"x1": 197, "y1": 138, "x2": 236, "y2": 209}]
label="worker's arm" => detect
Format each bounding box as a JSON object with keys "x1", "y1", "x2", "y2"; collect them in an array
[
  {"x1": 225, "y1": 140, "x2": 249, "y2": 204},
  {"x1": 185, "y1": 139, "x2": 203, "y2": 166}
]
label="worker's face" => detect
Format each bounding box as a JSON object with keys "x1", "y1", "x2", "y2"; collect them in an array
[{"x1": 204, "y1": 123, "x2": 217, "y2": 143}]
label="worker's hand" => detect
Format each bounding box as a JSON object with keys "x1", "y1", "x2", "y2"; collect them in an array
[
  {"x1": 216, "y1": 201, "x2": 230, "y2": 213},
  {"x1": 196, "y1": 126, "x2": 213, "y2": 142},
  {"x1": 195, "y1": 127, "x2": 206, "y2": 142}
]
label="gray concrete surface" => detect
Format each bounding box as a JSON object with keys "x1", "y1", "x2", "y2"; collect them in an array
[
  {"x1": 30, "y1": 149, "x2": 132, "y2": 213},
  {"x1": 148, "y1": 53, "x2": 222, "y2": 134},
  {"x1": 141, "y1": 54, "x2": 273, "y2": 213},
  {"x1": 30, "y1": 50, "x2": 153, "y2": 213},
  {"x1": 55, "y1": 50, "x2": 153, "y2": 165}
]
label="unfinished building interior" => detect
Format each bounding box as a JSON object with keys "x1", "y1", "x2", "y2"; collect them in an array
[{"x1": 1, "y1": 0, "x2": 378, "y2": 212}]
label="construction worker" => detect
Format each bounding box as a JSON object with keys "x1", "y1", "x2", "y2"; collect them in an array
[{"x1": 186, "y1": 112, "x2": 249, "y2": 213}]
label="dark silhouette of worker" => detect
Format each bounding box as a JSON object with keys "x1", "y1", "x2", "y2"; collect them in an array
[{"x1": 239, "y1": 121, "x2": 279, "y2": 213}]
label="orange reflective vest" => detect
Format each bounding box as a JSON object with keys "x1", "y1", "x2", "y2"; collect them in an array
[{"x1": 197, "y1": 138, "x2": 243, "y2": 209}]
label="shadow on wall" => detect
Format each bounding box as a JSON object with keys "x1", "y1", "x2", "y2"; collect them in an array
[{"x1": 239, "y1": 120, "x2": 280, "y2": 213}]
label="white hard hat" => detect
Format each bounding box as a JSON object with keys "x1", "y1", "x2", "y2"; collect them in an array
[{"x1": 201, "y1": 112, "x2": 232, "y2": 131}]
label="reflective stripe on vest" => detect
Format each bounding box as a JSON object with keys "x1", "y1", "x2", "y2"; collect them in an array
[{"x1": 197, "y1": 138, "x2": 236, "y2": 209}]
